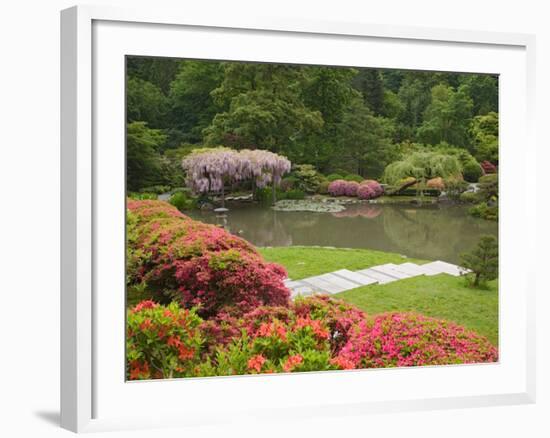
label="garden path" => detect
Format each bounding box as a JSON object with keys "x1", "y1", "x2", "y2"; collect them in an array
[{"x1": 284, "y1": 261, "x2": 468, "y2": 298}]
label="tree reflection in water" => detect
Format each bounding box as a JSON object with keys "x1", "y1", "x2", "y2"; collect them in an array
[{"x1": 185, "y1": 203, "x2": 497, "y2": 264}]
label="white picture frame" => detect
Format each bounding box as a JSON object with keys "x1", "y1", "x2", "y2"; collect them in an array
[{"x1": 60, "y1": 4, "x2": 536, "y2": 433}]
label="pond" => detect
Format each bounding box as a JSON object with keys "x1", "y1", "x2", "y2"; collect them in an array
[{"x1": 185, "y1": 202, "x2": 498, "y2": 264}]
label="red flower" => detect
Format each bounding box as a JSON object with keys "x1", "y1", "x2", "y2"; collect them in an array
[
  {"x1": 282, "y1": 354, "x2": 303, "y2": 372},
  {"x1": 247, "y1": 354, "x2": 266, "y2": 373},
  {"x1": 133, "y1": 300, "x2": 158, "y2": 313}
]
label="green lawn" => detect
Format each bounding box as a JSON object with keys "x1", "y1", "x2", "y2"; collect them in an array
[
  {"x1": 258, "y1": 246, "x2": 425, "y2": 280},
  {"x1": 258, "y1": 246, "x2": 498, "y2": 345}
]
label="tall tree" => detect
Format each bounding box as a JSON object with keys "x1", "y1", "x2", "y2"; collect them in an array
[
  {"x1": 470, "y1": 111, "x2": 499, "y2": 163},
  {"x1": 416, "y1": 84, "x2": 473, "y2": 147},
  {"x1": 335, "y1": 99, "x2": 395, "y2": 177},
  {"x1": 203, "y1": 63, "x2": 323, "y2": 152},
  {"x1": 353, "y1": 69, "x2": 385, "y2": 115},
  {"x1": 126, "y1": 77, "x2": 168, "y2": 128},
  {"x1": 168, "y1": 60, "x2": 224, "y2": 143},
  {"x1": 126, "y1": 122, "x2": 167, "y2": 191},
  {"x1": 459, "y1": 74, "x2": 498, "y2": 115}
]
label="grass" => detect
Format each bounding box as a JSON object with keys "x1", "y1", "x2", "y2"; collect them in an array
[
  {"x1": 258, "y1": 245, "x2": 498, "y2": 345},
  {"x1": 258, "y1": 246, "x2": 425, "y2": 280}
]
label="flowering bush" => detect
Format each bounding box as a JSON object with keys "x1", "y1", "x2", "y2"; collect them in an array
[
  {"x1": 327, "y1": 179, "x2": 348, "y2": 196},
  {"x1": 127, "y1": 296, "x2": 498, "y2": 378},
  {"x1": 356, "y1": 184, "x2": 374, "y2": 200},
  {"x1": 333, "y1": 312, "x2": 498, "y2": 369},
  {"x1": 127, "y1": 199, "x2": 290, "y2": 317},
  {"x1": 196, "y1": 295, "x2": 366, "y2": 376},
  {"x1": 480, "y1": 160, "x2": 497, "y2": 174},
  {"x1": 343, "y1": 181, "x2": 360, "y2": 196},
  {"x1": 426, "y1": 177, "x2": 445, "y2": 191},
  {"x1": 126, "y1": 300, "x2": 204, "y2": 380},
  {"x1": 357, "y1": 180, "x2": 383, "y2": 200}
]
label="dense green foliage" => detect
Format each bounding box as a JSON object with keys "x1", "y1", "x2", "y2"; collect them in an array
[{"x1": 126, "y1": 57, "x2": 498, "y2": 191}]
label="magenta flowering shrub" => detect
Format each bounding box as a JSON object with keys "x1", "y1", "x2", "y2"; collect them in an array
[
  {"x1": 333, "y1": 312, "x2": 498, "y2": 369},
  {"x1": 343, "y1": 181, "x2": 359, "y2": 196},
  {"x1": 327, "y1": 179, "x2": 348, "y2": 196},
  {"x1": 357, "y1": 184, "x2": 375, "y2": 200},
  {"x1": 127, "y1": 199, "x2": 290, "y2": 317},
  {"x1": 357, "y1": 180, "x2": 383, "y2": 200},
  {"x1": 480, "y1": 160, "x2": 497, "y2": 174}
]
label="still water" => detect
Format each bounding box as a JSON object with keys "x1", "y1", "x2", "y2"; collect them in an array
[{"x1": 186, "y1": 203, "x2": 498, "y2": 264}]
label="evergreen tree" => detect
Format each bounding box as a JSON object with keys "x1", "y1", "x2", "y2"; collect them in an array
[{"x1": 460, "y1": 235, "x2": 499, "y2": 287}]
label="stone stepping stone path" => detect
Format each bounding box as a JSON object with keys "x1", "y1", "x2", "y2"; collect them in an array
[{"x1": 285, "y1": 260, "x2": 469, "y2": 298}]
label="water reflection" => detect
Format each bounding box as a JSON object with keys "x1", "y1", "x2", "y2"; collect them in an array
[{"x1": 186, "y1": 203, "x2": 497, "y2": 264}]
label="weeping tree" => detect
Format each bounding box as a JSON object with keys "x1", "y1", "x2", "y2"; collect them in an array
[
  {"x1": 241, "y1": 149, "x2": 291, "y2": 204},
  {"x1": 383, "y1": 151, "x2": 462, "y2": 199},
  {"x1": 182, "y1": 147, "x2": 291, "y2": 206}
]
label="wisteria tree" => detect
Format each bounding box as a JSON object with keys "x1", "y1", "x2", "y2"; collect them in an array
[
  {"x1": 182, "y1": 147, "x2": 291, "y2": 206},
  {"x1": 241, "y1": 149, "x2": 291, "y2": 203}
]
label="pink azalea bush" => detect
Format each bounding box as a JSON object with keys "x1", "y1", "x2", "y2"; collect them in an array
[
  {"x1": 327, "y1": 179, "x2": 348, "y2": 196},
  {"x1": 333, "y1": 312, "x2": 498, "y2": 369},
  {"x1": 127, "y1": 199, "x2": 290, "y2": 317},
  {"x1": 343, "y1": 181, "x2": 360, "y2": 196},
  {"x1": 357, "y1": 180, "x2": 384, "y2": 200}
]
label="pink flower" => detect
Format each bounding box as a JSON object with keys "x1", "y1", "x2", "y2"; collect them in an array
[
  {"x1": 282, "y1": 354, "x2": 303, "y2": 372},
  {"x1": 247, "y1": 355, "x2": 266, "y2": 372}
]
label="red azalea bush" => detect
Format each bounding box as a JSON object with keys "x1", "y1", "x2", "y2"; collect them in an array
[
  {"x1": 126, "y1": 300, "x2": 204, "y2": 380},
  {"x1": 333, "y1": 312, "x2": 498, "y2": 369},
  {"x1": 127, "y1": 199, "x2": 290, "y2": 317},
  {"x1": 327, "y1": 179, "x2": 348, "y2": 196},
  {"x1": 480, "y1": 160, "x2": 497, "y2": 174},
  {"x1": 197, "y1": 295, "x2": 366, "y2": 376}
]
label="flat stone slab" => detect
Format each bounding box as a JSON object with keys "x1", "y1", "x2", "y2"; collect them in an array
[
  {"x1": 369, "y1": 264, "x2": 413, "y2": 280},
  {"x1": 284, "y1": 279, "x2": 306, "y2": 289},
  {"x1": 300, "y1": 276, "x2": 347, "y2": 294},
  {"x1": 357, "y1": 268, "x2": 399, "y2": 284},
  {"x1": 389, "y1": 262, "x2": 427, "y2": 277},
  {"x1": 421, "y1": 260, "x2": 467, "y2": 277},
  {"x1": 332, "y1": 269, "x2": 379, "y2": 286}
]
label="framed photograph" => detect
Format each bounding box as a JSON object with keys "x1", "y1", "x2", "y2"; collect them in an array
[{"x1": 61, "y1": 4, "x2": 536, "y2": 433}]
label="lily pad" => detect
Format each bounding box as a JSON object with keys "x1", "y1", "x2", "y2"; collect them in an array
[{"x1": 271, "y1": 199, "x2": 346, "y2": 213}]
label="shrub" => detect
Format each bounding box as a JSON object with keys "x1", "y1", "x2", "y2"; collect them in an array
[
  {"x1": 291, "y1": 164, "x2": 325, "y2": 194},
  {"x1": 462, "y1": 161, "x2": 483, "y2": 182},
  {"x1": 196, "y1": 295, "x2": 366, "y2": 376},
  {"x1": 326, "y1": 173, "x2": 344, "y2": 182},
  {"x1": 328, "y1": 179, "x2": 348, "y2": 196},
  {"x1": 480, "y1": 160, "x2": 497, "y2": 174},
  {"x1": 127, "y1": 199, "x2": 290, "y2": 317},
  {"x1": 426, "y1": 177, "x2": 445, "y2": 191},
  {"x1": 460, "y1": 235, "x2": 499, "y2": 287},
  {"x1": 169, "y1": 191, "x2": 196, "y2": 211},
  {"x1": 280, "y1": 175, "x2": 298, "y2": 191},
  {"x1": 459, "y1": 191, "x2": 479, "y2": 203},
  {"x1": 126, "y1": 301, "x2": 204, "y2": 379},
  {"x1": 127, "y1": 192, "x2": 158, "y2": 200},
  {"x1": 444, "y1": 177, "x2": 469, "y2": 200},
  {"x1": 469, "y1": 202, "x2": 498, "y2": 221},
  {"x1": 284, "y1": 189, "x2": 306, "y2": 200},
  {"x1": 344, "y1": 174, "x2": 364, "y2": 183},
  {"x1": 333, "y1": 312, "x2": 498, "y2": 369},
  {"x1": 317, "y1": 180, "x2": 330, "y2": 194},
  {"x1": 357, "y1": 184, "x2": 375, "y2": 200},
  {"x1": 140, "y1": 185, "x2": 171, "y2": 194},
  {"x1": 343, "y1": 181, "x2": 360, "y2": 196}
]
